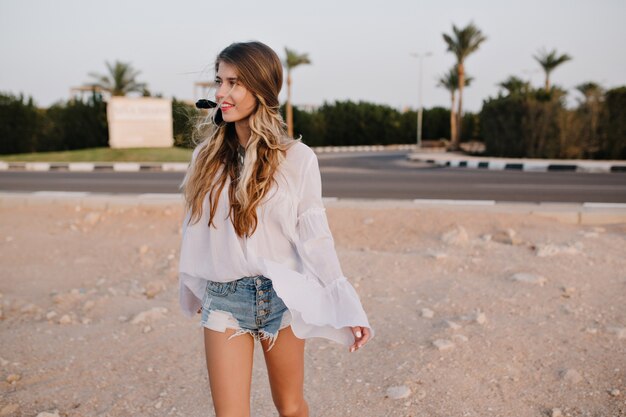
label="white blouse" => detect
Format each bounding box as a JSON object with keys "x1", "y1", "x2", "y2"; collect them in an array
[{"x1": 178, "y1": 141, "x2": 373, "y2": 346}]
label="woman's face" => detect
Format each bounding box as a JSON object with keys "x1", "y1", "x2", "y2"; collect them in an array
[{"x1": 215, "y1": 61, "x2": 257, "y2": 124}]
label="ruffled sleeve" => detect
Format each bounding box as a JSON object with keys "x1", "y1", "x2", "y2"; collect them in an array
[{"x1": 260, "y1": 150, "x2": 373, "y2": 345}]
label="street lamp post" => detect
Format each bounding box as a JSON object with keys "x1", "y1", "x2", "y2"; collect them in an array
[{"x1": 410, "y1": 52, "x2": 433, "y2": 149}]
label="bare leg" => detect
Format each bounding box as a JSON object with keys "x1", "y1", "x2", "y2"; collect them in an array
[
  {"x1": 204, "y1": 327, "x2": 255, "y2": 417},
  {"x1": 261, "y1": 326, "x2": 309, "y2": 417}
]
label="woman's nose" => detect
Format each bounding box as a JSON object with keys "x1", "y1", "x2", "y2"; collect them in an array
[{"x1": 215, "y1": 84, "x2": 230, "y2": 102}]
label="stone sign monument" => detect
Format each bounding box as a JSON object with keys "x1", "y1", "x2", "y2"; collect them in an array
[{"x1": 107, "y1": 97, "x2": 173, "y2": 148}]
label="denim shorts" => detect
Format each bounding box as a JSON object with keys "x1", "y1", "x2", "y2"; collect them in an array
[{"x1": 200, "y1": 275, "x2": 292, "y2": 351}]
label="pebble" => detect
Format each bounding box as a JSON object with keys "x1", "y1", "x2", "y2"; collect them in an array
[
  {"x1": 35, "y1": 411, "x2": 60, "y2": 417},
  {"x1": 20, "y1": 303, "x2": 40, "y2": 314},
  {"x1": 550, "y1": 408, "x2": 563, "y2": 417},
  {"x1": 467, "y1": 310, "x2": 488, "y2": 325},
  {"x1": 510, "y1": 272, "x2": 547, "y2": 286},
  {"x1": 363, "y1": 217, "x2": 374, "y2": 225},
  {"x1": 607, "y1": 327, "x2": 626, "y2": 339},
  {"x1": 386, "y1": 385, "x2": 411, "y2": 399},
  {"x1": 560, "y1": 369, "x2": 583, "y2": 384},
  {"x1": 131, "y1": 307, "x2": 168, "y2": 324},
  {"x1": 0, "y1": 404, "x2": 19, "y2": 416},
  {"x1": 83, "y1": 212, "x2": 101, "y2": 226},
  {"x1": 441, "y1": 225, "x2": 468, "y2": 246},
  {"x1": 451, "y1": 334, "x2": 469, "y2": 343},
  {"x1": 536, "y1": 242, "x2": 583, "y2": 257},
  {"x1": 444, "y1": 320, "x2": 461, "y2": 330},
  {"x1": 144, "y1": 281, "x2": 166, "y2": 299},
  {"x1": 143, "y1": 325, "x2": 153, "y2": 333},
  {"x1": 83, "y1": 300, "x2": 95, "y2": 311},
  {"x1": 421, "y1": 308, "x2": 434, "y2": 318},
  {"x1": 155, "y1": 400, "x2": 163, "y2": 409},
  {"x1": 480, "y1": 234, "x2": 492, "y2": 242},
  {"x1": 81, "y1": 318, "x2": 92, "y2": 325},
  {"x1": 0, "y1": 357, "x2": 9, "y2": 366},
  {"x1": 426, "y1": 250, "x2": 448, "y2": 260},
  {"x1": 58, "y1": 314, "x2": 73, "y2": 325},
  {"x1": 139, "y1": 245, "x2": 149, "y2": 255},
  {"x1": 6, "y1": 373, "x2": 21, "y2": 383},
  {"x1": 46, "y1": 311, "x2": 57, "y2": 320},
  {"x1": 560, "y1": 287, "x2": 576, "y2": 298},
  {"x1": 432, "y1": 339, "x2": 455, "y2": 351},
  {"x1": 492, "y1": 229, "x2": 522, "y2": 245},
  {"x1": 609, "y1": 388, "x2": 620, "y2": 397}
]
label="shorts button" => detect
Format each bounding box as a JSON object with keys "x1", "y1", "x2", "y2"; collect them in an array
[
  {"x1": 259, "y1": 300, "x2": 264, "y2": 305},
  {"x1": 256, "y1": 278, "x2": 262, "y2": 286},
  {"x1": 258, "y1": 290, "x2": 264, "y2": 296}
]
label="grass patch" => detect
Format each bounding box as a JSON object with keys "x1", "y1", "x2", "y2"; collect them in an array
[{"x1": 0, "y1": 147, "x2": 194, "y2": 162}]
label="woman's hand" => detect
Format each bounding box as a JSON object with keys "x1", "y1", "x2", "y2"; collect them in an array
[
  {"x1": 197, "y1": 307, "x2": 202, "y2": 314},
  {"x1": 349, "y1": 326, "x2": 371, "y2": 352}
]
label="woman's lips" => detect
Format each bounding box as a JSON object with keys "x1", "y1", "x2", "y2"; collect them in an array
[{"x1": 220, "y1": 103, "x2": 234, "y2": 112}]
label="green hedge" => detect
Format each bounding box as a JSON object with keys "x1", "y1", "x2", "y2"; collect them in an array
[{"x1": 481, "y1": 86, "x2": 626, "y2": 159}]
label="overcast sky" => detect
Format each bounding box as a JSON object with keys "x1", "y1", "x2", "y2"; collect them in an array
[{"x1": 1, "y1": 0, "x2": 624, "y2": 112}]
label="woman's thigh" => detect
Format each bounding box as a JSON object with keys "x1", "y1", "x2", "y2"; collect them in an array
[
  {"x1": 204, "y1": 327, "x2": 255, "y2": 416},
  {"x1": 261, "y1": 326, "x2": 307, "y2": 412}
]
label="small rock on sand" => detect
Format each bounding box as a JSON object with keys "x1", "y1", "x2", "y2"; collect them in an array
[
  {"x1": 609, "y1": 388, "x2": 620, "y2": 397},
  {"x1": 131, "y1": 307, "x2": 168, "y2": 324},
  {"x1": 510, "y1": 272, "x2": 547, "y2": 286},
  {"x1": 6, "y1": 373, "x2": 21, "y2": 383},
  {"x1": 386, "y1": 385, "x2": 411, "y2": 399},
  {"x1": 0, "y1": 404, "x2": 19, "y2": 416},
  {"x1": 432, "y1": 339, "x2": 455, "y2": 351},
  {"x1": 444, "y1": 320, "x2": 461, "y2": 330},
  {"x1": 550, "y1": 408, "x2": 563, "y2": 417},
  {"x1": 441, "y1": 225, "x2": 468, "y2": 246},
  {"x1": 421, "y1": 308, "x2": 434, "y2": 318},
  {"x1": 492, "y1": 229, "x2": 522, "y2": 245},
  {"x1": 36, "y1": 411, "x2": 60, "y2": 417},
  {"x1": 451, "y1": 334, "x2": 468, "y2": 343},
  {"x1": 560, "y1": 369, "x2": 583, "y2": 384},
  {"x1": 536, "y1": 242, "x2": 583, "y2": 257},
  {"x1": 607, "y1": 327, "x2": 626, "y2": 339},
  {"x1": 83, "y1": 212, "x2": 101, "y2": 226}
]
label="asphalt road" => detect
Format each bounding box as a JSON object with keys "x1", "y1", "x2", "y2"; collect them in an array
[{"x1": 1, "y1": 151, "x2": 625, "y2": 203}]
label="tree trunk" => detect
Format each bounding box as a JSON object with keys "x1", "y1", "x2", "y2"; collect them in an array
[
  {"x1": 450, "y1": 91, "x2": 457, "y2": 145},
  {"x1": 454, "y1": 62, "x2": 465, "y2": 150},
  {"x1": 286, "y1": 70, "x2": 293, "y2": 138},
  {"x1": 545, "y1": 73, "x2": 550, "y2": 91}
]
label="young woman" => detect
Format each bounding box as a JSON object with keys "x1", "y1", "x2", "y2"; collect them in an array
[{"x1": 178, "y1": 41, "x2": 373, "y2": 417}]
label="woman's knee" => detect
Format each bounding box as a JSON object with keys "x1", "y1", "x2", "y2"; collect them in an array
[{"x1": 275, "y1": 398, "x2": 308, "y2": 417}]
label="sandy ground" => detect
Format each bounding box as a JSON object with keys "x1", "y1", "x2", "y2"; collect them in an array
[{"x1": 0, "y1": 201, "x2": 625, "y2": 417}]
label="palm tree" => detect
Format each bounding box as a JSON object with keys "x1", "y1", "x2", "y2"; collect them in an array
[
  {"x1": 498, "y1": 76, "x2": 530, "y2": 96},
  {"x1": 576, "y1": 82, "x2": 603, "y2": 105},
  {"x1": 437, "y1": 66, "x2": 473, "y2": 144},
  {"x1": 284, "y1": 48, "x2": 311, "y2": 138},
  {"x1": 442, "y1": 22, "x2": 487, "y2": 150},
  {"x1": 533, "y1": 48, "x2": 572, "y2": 91},
  {"x1": 86, "y1": 61, "x2": 147, "y2": 97}
]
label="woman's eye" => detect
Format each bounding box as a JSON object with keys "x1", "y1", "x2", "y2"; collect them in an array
[{"x1": 214, "y1": 79, "x2": 222, "y2": 85}]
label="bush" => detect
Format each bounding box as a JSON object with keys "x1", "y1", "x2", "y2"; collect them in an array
[
  {"x1": 172, "y1": 98, "x2": 200, "y2": 149},
  {"x1": 602, "y1": 87, "x2": 626, "y2": 159},
  {"x1": 0, "y1": 92, "x2": 48, "y2": 154},
  {"x1": 44, "y1": 92, "x2": 108, "y2": 151}
]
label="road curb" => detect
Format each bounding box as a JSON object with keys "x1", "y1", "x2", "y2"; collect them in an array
[
  {"x1": 0, "y1": 145, "x2": 419, "y2": 172},
  {"x1": 2, "y1": 192, "x2": 625, "y2": 225},
  {"x1": 408, "y1": 153, "x2": 626, "y2": 173}
]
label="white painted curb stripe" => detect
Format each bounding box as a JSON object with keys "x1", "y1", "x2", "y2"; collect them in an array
[
  {"x1": 68, "y1": 163, "x2": 95, "y2": 172},
  {"x1": 113, "y1": 163, "x2": 141, "y2": 172},
  {"x1": 413, "y1": 199, "x2": 496, "y2": 205}
]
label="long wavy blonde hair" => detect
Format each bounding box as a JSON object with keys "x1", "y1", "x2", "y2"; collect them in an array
[{"x1": 181, "y1": 41, "x2": 299, "y2": 238}]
